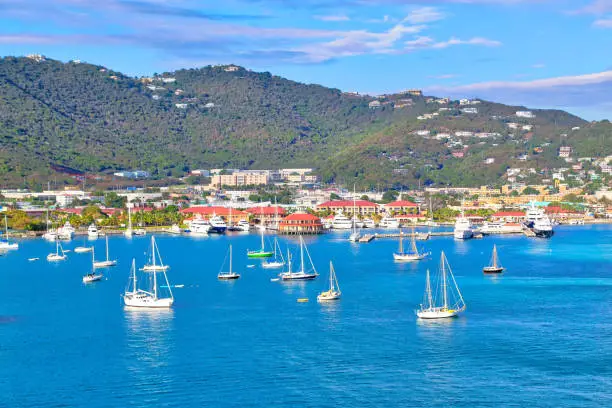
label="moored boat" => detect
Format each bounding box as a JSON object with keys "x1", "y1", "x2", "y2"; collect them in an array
[
  {"x1": 483, "y1": 244, "x2": 504, "y2": 274},
  {"x1": 123, "y1": 258, "x2": 174, "y2": 309},
  {"x1": 218, "y1": 245, "x2": 240, "y2": 280},
  {"x1": 278, "y1": 236, "x2": 318, "y2": 281},
  {"x1": 317, "y1": 261, "x2": 341, "y2": 301},
  {"x1": 416, "y1": 251, "x2": 466, "y2": 319}
]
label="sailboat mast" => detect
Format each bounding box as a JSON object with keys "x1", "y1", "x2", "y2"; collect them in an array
[
  {"x1": 442, "y1": 253, "x2": 448, "y2": 309},
  {"x1": 493, "y1": 245, "x2": 497, "y2": 268},
  {"x1": 300, "y1": 236, "x2": 305, "y2": 273},
  {"x1": 152, "y1": 237, "x2": 156, "y2": 267},
  {"x1": 132, "y1": 259, "x2": 137, "y2": 292},
  {"x1": 105, "y1": 236, "x2": 109, "y2": 261},
  {"x1": 425, "y1": 269, "x2": 433, "y2": 309},
  {"x1": 153, "y1": 267, "x2": 158, "y2": 300},
  {"x1": 411, "y1": 227, "x2": 418, "y2": 254},
  {"x1": 260, "y1": 229, "x2": 264, "y2": 251},
  {"x1": 329, "y1": 261, "x2": 333, "y2": 290},
  {"x1": 229, "y1": 245, "x2": 233, "y2": 273},
  {"x1": 287, "y1": 250, "x2": 292, "y2": 273},
  {"x1": 399, "y1": 229, "x2": 403, "y2": 253}
]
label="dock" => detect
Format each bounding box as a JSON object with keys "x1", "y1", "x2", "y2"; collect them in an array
[{"x1": 358, "y1": 234, "x2": 375, "y2": 243}]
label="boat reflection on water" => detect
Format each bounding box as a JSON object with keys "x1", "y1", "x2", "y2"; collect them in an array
[{"x1": 124, "y1": 307, "x2": 175, "y2": 371}]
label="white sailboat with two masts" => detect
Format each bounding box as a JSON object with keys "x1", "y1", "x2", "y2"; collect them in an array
[
  {"x1": 317, "y1": 261, "x2": 341, "y2": 301},
  {"x1": 416, "y1": 251, "x2": 466, "y2": 319},
  {"x1": 393, "y1": 228, "x2": 430, "y2": 261},
  {"x1": 123, "y1": 258, "x2": 174, "y2": 308},
  {"x1": 142, "y1": 236, "x2": 169, "y2": 272},
  {"x1": 278, "y1": 236, "x2": 318, "y2": 281}
]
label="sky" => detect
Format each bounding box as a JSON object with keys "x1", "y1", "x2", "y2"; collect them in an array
[{"x1": 1, "y1": 0, "x2": 611, "y2": 120}]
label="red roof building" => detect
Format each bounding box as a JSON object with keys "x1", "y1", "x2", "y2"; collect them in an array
[
  {"x1": 180, "y1": 206, "x2": 249, "y2": 223},
  {"x1": 245, "y1": 206, "x2": 286, "y2": 227},
  {"x1": 545, "y1": 206, "x2": 583, "y2": 221},
  {"x1": 279, "y1": 212, "x2": 323, "y2": 235},
  {"x1": 384, "y1": 200, "x2": 418, "y2": 214},
  {"x1": 317, "y1": 200, "x2": 379, "y2": 215}
]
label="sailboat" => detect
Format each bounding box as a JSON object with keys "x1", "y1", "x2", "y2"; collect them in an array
[
  {"x1": 124, "y1": 207, "x2": 133, "y2": 237},
  {"x1": 278, "y1": 236, "x2": 318, "y2": 281},
  {"x1": 348, "y1": 185, "x2": 362, "y2": 242},
  {"x1": 416, "y1": 252, "x2": 466, "y2": 319},
  {"x1": 247, "y1": 228, "x2": 273, "y2": 258},
  {"x1": 93, "y1": 236, "x2": 117, "y2": 268},
  {"x1": 262, "y1": 238, "x2": 285, "y2": 269},
  {"x1": 47, "y1": 241, "x2": 67, "y2": 261},
  {"x1": 83, "y1": 248, "x2": 104, "y2": 283},
  {"x1": 218, "y1": 245, "x2": 240, "y2": 280},
  {"x1": 74, "y1": 246, "x2": 93, "y2": 253},
  {"x1": 42, "y1": 209, "x2": 58, "y2": 241},
  {"x1": 123, "y1": 258, "x2": 174, "y2": 308},
  {"x1": 393, "y1": 228, "x2": 430, "y2": 261},
  {"x1": 142, "y1": 236, "x2": 169, "y2": 272},
  {"x1": 317, "y1": 261, "x2": 341, "y2": 301},
  {"x1": 0, "y1": 215, "x2": 18, "y2": 250},
  {"x1": 483, "y1": 244, "x2": 504, "y2": 274}
]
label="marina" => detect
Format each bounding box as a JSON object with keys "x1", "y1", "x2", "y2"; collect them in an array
[{"x1": 0, "y1": 224, "x2": 611, "y2": 406}]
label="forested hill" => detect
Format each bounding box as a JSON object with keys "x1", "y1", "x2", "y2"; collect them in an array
[{"x1": 0, "y1": 55, "x2": 609, "y2": 188}]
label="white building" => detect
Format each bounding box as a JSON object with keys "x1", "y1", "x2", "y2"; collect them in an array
[
  {"x1": 516, "y1": 111, "x2": 535, "y2": 118},
  {"x1": 175, "y1": 103, "x2": 188, "y2": 109},
  {"x1": 461, "y1": 107, "x2": 478, "y2": 114},
  {"x1": 455, "y1": 131, "x2": 474, "y2": 137}
]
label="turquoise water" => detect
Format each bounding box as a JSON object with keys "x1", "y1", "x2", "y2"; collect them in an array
[{"x1": 1, "y1": 225, "x2": 611, "y2": 407}]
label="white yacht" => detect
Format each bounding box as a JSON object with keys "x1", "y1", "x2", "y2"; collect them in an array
[
  {"x1": 479, "y1": 221, "x2": 523, "y2": 234},
  {"x1": 234, "y1": 220, "x2": 250, "y2": 231},
  {"x1": 0, "y1": 215, "x2": 18, "y2": 250},
  {"x1": 189, "y1": 217, "x2": 211, "y2": 235},
  {"x1": 453, "y1": 211, "x2": 474, "y2": 240},
  {"x1": 87, "y1": 224, "x2": 99, "y2": 238},
  {"x1": 167, "y1": 224, "x2": 182, "y2": 234},
  {"x1": 208, "y1": 214, "x2": 227, "y2": 233},
  {"x1": 57, "y1": 221, "x2": 75, "y2": 240},
  {"x1": 379, "y1": 216, "x2": 400, "y2": 229},
  {"x1": 331, "y1": 212, "x2": 353, "y2": 229},
  {"x1": 524, "y1": 203, "x2": 554, "y2": 238},
  {"x1": 362, "y1": 218, "x2": 376, "y2": 228}
]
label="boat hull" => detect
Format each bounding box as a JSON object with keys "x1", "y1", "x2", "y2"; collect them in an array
[
  {"x1": 247, "y1": 251, "x2": 273, "y2": 258},
  {"x1": 393, "y1": 252, "x2": 427, "y2": 261},
  {"x1": 416, "y1": 308, "x2": 460, "y2": 319},
  {"x1": 93, "y1": 260, "x2": 117, "y2": 268},
  {"x1": 534, "y1": 229, "x2": 554, "y2": 238},
  {"x1": 483, "y1": 266, "x2": 504, "y2": 274},
  {"x1": 453, "y1": 230, "x2": 473, "y2": 240},
  {"x1": 47, "y1": 255, "x2": 66, "y2": 261},
  {"x1": 262, "y1": 261, "x2": 284, "y2": 269},
  {"x1": 82, "y1": 274, "x2": 103, "y2": 283},
  {"x1": 218, "y1": 273, "x2": 240, "y2": 280},
  {"x1": 317, "y1": 291, "x2": 341, "y2": 301},
  {"x1": 208, "y1": 226, "x2": 227, "y2": 234},
  {"x1": 123, "y1": 295, "x2": 174, "y2": 308},
  {"x1": 280, "y1": 273, "x2": 318, "y2": 281}
]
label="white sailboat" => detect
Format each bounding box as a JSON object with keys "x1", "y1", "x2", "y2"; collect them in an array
[
  {"x1": 0, "y1": 215, "x2": 18, "y2": 250},
  {"x1": 416, "y1": 252, "x2": 466, "y2": 319},
  {"x1": 142, "y1": 236, "x2": 169, "y2": 272},
  {"x1": 218, "y1": 245, "x2": 240, "y2": 280},
  {"x1": 348, "y1": 185, "x2": 362, "y2": 242},
  {"x1": 262, "y1": 238, "x2": 285, "y2": 269},
  {"x1": 74, "y1": 245, "x2": 93, "y2": 253},
  {"x1": 278, "y1": 236, "x2": 318, "y2": 281},
  {"x1": 47, "y1": 241, "x2": 67, "y2": 261},
  {"x1": 123, "y1": 259, "x2": 174, "y2": 308},
  {"x1": 483, "y1": 244, "x2": 504, "y2": 274},
  {"x1": 42, "y1": 209, "x2": 58, "y2": 241},
  {"x1": 93, "y1": 236, "x2": 117, "y2": 268},
  {"x1": 317, "y1": 261, "x2": 341, "y2": 301},
  {"x1": 124, "y1": 207, "x2": 133, "y2": 237},
  {"x1": 83, "y1": 249, "x2": 104, "y2": 283},
  {"x1": 393, "y1": 228, "x2": 430, "y2": 261}
]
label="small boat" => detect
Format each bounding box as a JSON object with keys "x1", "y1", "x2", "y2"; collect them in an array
[
  {"x1": 278, "y1": 236, "x2": 318, "y2": 281},
  {"x1": 134, "y1": 228, "x2": 147, "y2": 236},
  {"x1": 42, "y1": 210, "x2": 58, "y2": 241},
  {"x1": 454, "y1": 200, "x2": 474, "y2": 240},
  {"x1": 416, "y1": 252, "x2": 466, "y2": 319},
  {"x1": 28, "y1": 257, "x2": 39, "y2": 262},
  {"x1": 0, "y1": 215, "x2": 19, "y2": 250},
  {"x1": 123, "y1": 258, "x2": 174, "y2": 308},
  {"x1": 379, "y1": 216, "x2": 400, "y2": 229},
  {"x1": 297, "y1": 298, "x2": 309, "y2": 303},
  {"x1": 317, "y1": 261, "x2": 341, "y2": 301},
  {"x1": 189, "y1": 217, "x2": 211, "y2": 235},
  {"x1": 124, "y1": 207, "x2": 133, "y2": 237},
  {"x1": 83, "y1": 249, "x2": 103, "y2": 283},
  {"x1": 228, "y1": 219, "x2": 250, "y2": 232},
  {"x1": 93, "y1": 236, "x2": 117, "y2": 268},
  {"x1": 247, "y1": 264, "x2": 256, "y2": 268},
  {"x1": 218, "y1": 245, "x2": 240, "y2": 280},
  {"x1": 74, "y1": 246, "x2": 93, "y2": 254},
  {"x1": 141, "y1": 236, "x2": 169, "y2": 272},
  {"x1": 167, "y1": 224, "x2": 182, "y2": 235},
  {"x1": 483, "y1": 244, "x2": 504, "y2": 274},
  {"x1": 47, "y1": 241, "x2": 67, "y2": 261},
  {"x1": 362, "y1": 218, "x2": 376, "y2": 228},
  {"x1": 262, "y1": 238, "x2": 285, "y2": 269},
  {"x1": 393, "y1": 228, "x2": 430, "y2": 261},
  {"x1": 87, "y1": 223, "x2": 99, "y2": 238},
  {"x1": 247, "y1": 228, "x2": 273, "y2": 258}
]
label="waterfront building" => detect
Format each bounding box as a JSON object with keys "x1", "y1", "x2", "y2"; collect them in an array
[{"x1": 279, "y1": 213, "x2": 323, "y2": 234}]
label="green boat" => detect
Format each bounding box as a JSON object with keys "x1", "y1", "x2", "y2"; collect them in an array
[{"x1": 247, "y1": 229, "x2": 273, "y2": 258}]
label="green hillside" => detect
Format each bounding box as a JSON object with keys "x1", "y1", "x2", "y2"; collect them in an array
[{"x1": 0, "y1": 56, "x2": 609, "y2": 188}]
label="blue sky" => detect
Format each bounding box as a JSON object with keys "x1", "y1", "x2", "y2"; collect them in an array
[{"x1": 1, "y1": 0, "x2": 611, "y2": 119}]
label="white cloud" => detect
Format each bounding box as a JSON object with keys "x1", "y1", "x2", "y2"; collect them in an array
[
  {"x1": 532, "y1": 63, "x2": 546, "y2": 69},
  {"x1": 430, "y1": 36, "x2": 502, "y2": 49},
  {"x1": 593, "y1": 17, "x2": 612, "y2": 27},
  {"x1": 402, "y1": 7, "x2": 444, "y2": 24},
  {"x1": 315, "y1": 14, "x2": 350, "y2": 22}
]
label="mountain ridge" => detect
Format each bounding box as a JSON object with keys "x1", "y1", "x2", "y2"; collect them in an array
[{"x1": 0, "y1": 55, "x2": 609, "y2": 188}]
